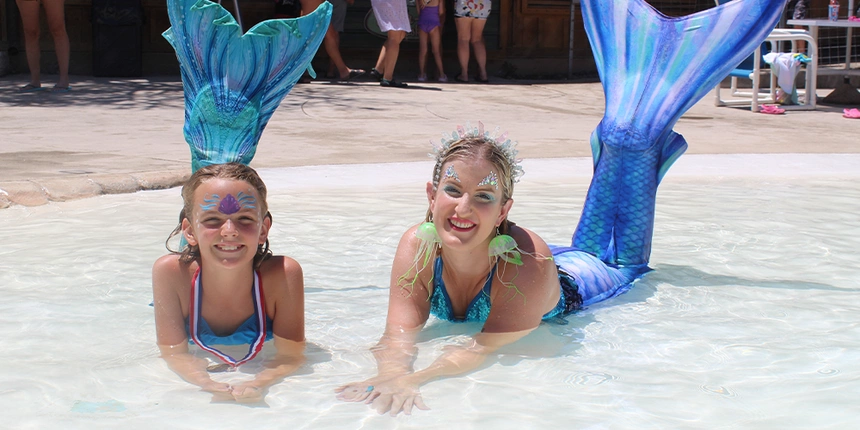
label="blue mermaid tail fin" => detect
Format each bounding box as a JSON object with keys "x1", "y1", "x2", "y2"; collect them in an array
[
  {"x1": 558, "y1": 0, "x2": 786, "y2": 308},
  {"x1": 572, "y1": 0, "x2": 785, "y2": 267},
  {"x1": 583, "y1": 0, "x2": 785, "y2": 145},
  {"x1": 163, "y1": 0, "x2": 331, "y2": 171}
]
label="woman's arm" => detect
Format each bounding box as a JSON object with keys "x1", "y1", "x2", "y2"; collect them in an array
[
  {"x1": 364, "y1": 227, "x2": 559, "y2": 415},
  {"x1": 336, "y1": 226, "x2": 432, "y2": 401}
]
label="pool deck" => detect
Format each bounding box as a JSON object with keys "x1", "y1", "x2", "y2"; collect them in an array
[{"x1": 1, "y1": 75, "x2": 857, "y2": 208}]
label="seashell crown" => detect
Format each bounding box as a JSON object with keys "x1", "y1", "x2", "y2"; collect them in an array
[{"x1": 430, "y1": 121, "x2": 524, "y2": 186}]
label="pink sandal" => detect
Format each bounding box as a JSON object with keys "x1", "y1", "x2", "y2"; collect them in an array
[
  {"x1": 759, "y1": 104, "x2": 785, "y2": 115},
  {"x1": 843, "y1": 108, "x2": 860, "y2": 119}
]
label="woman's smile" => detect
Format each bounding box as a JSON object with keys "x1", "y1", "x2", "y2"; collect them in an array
[{"x1": 449, "y1": 217, "x2": 477, "y2": 231}]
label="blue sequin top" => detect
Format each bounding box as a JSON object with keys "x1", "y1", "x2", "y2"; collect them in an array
[{"x1": 429, "y1": 257, "x2": 569, "y2": 323}]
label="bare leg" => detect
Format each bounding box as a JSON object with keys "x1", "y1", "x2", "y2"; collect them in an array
[
  {"x1": 455, "y1": 17, "x2": 471, "y2": 81},
  {"x1": 43, "y1": 0, "x2": 70, "y2": 88},
  {"x1": 323, "y1": 25, "x2": 356, "y2": 79},
  {"x1": 418, "y1": 30, "x2": 429, "y2": 78},
  {"x1": 470, "y1": 19, "x2": 487, "y2": 81},
  {"x1": 16, "y1": 0, "x2": 42, "y2": 87},
  {"x1": 429, "y1": 27, "x2": 445, "y2": 79},
  {"x1": 381, "y1": 30, "x2": 405, "y2": 81},
  {"x1": 792, "y1": 25, "x2": 806, "y2": 54},
  {"x1": 375, "y1": 44, "x2": 387, "y2": 75},
  {"x1": 327, "y1": 30, "x2": 340, "y2": 78}
]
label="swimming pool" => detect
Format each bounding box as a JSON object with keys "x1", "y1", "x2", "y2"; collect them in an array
[{"x1": 2, "y1": 154, "x2": 858, "y2": 428}]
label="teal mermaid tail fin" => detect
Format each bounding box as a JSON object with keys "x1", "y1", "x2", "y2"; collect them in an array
[{"x1": 163, "y1": 0, "x2": 331, "y2": 171}]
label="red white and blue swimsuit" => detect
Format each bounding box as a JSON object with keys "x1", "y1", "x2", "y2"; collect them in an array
[{"x1": 186, "y1": 268, "x2": 273, "y2": 367}]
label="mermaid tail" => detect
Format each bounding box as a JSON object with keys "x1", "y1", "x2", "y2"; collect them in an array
[
  {"x1": 163, "y1": 0, "x2": 331, "y2": 171},
  {"x1": 558, "y1": 0, "x2": 785, "y2": 305}
]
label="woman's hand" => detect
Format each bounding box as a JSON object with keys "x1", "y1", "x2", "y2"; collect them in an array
[
  {"x1": 335, "y1": 374, "x2": 397, "y2": 402},
  {"x1": 364, "y1": 376, "x2": 430, "y2": 416}
]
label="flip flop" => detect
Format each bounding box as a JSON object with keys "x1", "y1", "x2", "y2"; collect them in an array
[
  {"x1": 759, "y1": 104, "x2": 785, "y2": 115},
  {"x1": 843, "y1": 108, "x2": 860, "y2": 119},
  {"x1": 19, "y1": 84, "x2": 44, "y2": 92},
  {"x1": 51, "y1": 86, "x2": 72, "y2": 93}
]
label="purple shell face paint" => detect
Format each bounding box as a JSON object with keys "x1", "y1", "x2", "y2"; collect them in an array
[
  {"x1": 200, "y1": 192, "x2": 257, "y2": 214},
  {"x1": 218, "y1": 194, "x2": 241, "y2": 214}
]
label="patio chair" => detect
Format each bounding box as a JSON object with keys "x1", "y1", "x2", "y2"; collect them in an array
[{"x1": 712, "y1": 1, "x2": 818, "y2": 111}]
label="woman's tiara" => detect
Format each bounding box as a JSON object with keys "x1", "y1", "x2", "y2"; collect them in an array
[{"x1": 430, "y1": 121, "x2": 524, "y2": 185}]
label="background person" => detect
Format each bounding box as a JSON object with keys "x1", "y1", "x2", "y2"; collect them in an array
[{"x1": 16, "y1": 0, "x2": 71, "y2": 92}]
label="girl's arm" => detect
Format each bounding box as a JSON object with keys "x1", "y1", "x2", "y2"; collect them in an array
[
  {"x1": 231, "y1": 257, "x2": 306, "y2": 402},
  {"x1": 152, "y1": 256, "x2": 229, "y2": 394}
]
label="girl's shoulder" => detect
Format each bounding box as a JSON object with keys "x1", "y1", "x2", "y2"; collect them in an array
[
  {"x1": 259, "y1": 256, "x2": 304, "y2": 295},
  {"x1": 152, "y1": 254, "x2": 197, "y2": 285},
  {"x1": 260, "y1": 255, "x2": 302, "y2": 274}
]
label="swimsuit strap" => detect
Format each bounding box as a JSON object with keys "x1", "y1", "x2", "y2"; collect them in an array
[{"x1": 188, "y1": 268, "x2": 267, "y2": 367}]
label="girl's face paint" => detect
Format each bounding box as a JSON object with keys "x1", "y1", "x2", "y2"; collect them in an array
[
  {"x1": 183, "y1": 179, "x2": 270, "y2": 268},
  {"x1": 200, "y1": 192, "x2": 258, "y2": 215}
]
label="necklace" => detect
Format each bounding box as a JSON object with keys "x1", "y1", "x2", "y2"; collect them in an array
[{"x1": 188, "y1": 268, "x2": 267, "y2": 368}]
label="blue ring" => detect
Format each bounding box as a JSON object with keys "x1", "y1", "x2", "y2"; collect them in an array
[{"x1": 366, "y1": 385, "x2": 374, "y2": 392}]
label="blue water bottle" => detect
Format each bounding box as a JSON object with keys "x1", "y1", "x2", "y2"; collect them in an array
[{"x1": 829, "y1": 0, "x2": 840, "y2": 21}]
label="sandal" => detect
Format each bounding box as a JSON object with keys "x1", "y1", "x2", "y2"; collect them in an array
[
  {"x1": 369, "y1": 68, "x2": 383, "y2": 81},
  {"x1": 843, "y1": 108, "x2": 860, "y2": 119},
  {"x1": 759, "y1": 104, "x2": 785, "y2": 115},
  {"x1": 455, "y1": 74, "x2": 469, "y2": 83},
  {"x1": 19, "y1": 84, "x2": 44, "y2": 92},
  {"x1": 339, "y1": 69, "x2": 365, "y2": 81},
  {"x1": 380, "y1": 78, "x2": 408, "y2": 88}
]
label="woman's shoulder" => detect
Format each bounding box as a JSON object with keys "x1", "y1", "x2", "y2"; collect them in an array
[{"x1": 507, "y1": 223, "x2": 551, "y2": 255}]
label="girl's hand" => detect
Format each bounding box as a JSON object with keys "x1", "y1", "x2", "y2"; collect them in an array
[
  {"x1": 201, "y1": 380, "x2": 232, "y2": 394},
  {"x1": 365, "y1": 377, "x2": 430, "y2": 416},
  {"x1": 230, "y1": 382, "x2": 265, "y2": 403}
]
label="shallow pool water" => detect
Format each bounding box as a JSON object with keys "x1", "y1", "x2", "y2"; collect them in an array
[{"x1": 1, "y1": 155, "x2": 859, "y2": 428}]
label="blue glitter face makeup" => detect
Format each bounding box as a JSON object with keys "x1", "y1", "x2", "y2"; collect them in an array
[
  {"x1": 200, "y1": 192, "x2": 257, "y2": 214},
  {"x1": 478, "y1": 171, "x2": 499, "y2": 190},
  {"x1": 444, "y1": 165, "x2": 460, "y2": 182}
]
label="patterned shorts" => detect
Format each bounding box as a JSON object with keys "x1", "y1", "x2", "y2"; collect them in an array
[
  {"x1": 791, "y1": 0, "x2": 809, "y2": 20},
  {"x1": 454, "y1": 0, "x2": 491, "y2": 19}
]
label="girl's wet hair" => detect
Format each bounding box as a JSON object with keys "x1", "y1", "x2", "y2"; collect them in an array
[
  {"x1": 427, "y1": 136, "x2": 516, "y2": 234},
  {"x1": 165, "y1": 162, "x2": 273, "y2": 269}
]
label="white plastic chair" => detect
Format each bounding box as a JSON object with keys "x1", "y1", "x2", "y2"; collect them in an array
[{"x1": 714, "y1": 29, "x2": 818, "y2": 112}]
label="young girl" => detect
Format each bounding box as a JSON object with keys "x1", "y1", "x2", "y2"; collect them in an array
[
  {"x1": 417, "y1": 0, "x2": 447, "y2": 82},
  {"x1": 152, "y1": 163, "x2": 305, "y2": 403}
]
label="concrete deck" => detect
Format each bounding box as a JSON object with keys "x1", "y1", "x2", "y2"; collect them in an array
[{"x1": 1, "y1": 74, "x2": 857, "y2": 208}]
